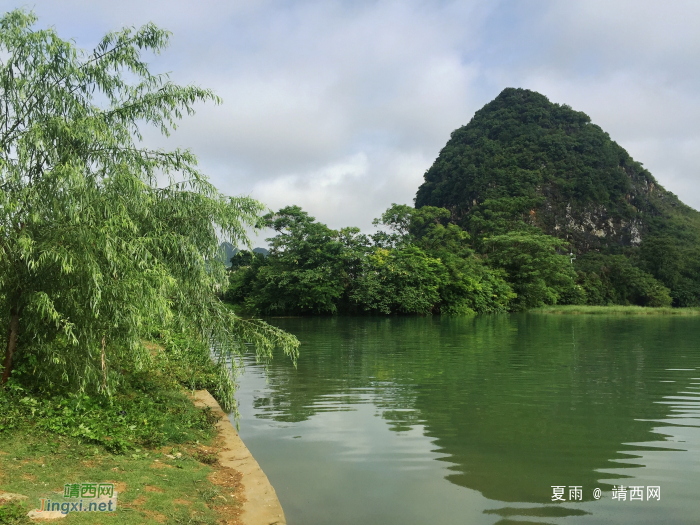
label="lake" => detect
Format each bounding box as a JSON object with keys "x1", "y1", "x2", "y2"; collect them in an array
[{"x1": 233, "y1": 315, "x2": 700, "y2": 524}]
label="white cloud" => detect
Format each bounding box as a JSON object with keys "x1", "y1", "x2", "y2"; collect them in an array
[
  {"x1": 250, "y1": 149, "x2": 429, "y2": 232},
  {"x1": 6, "y1": 0, "x2": 700, "y2": 222}
]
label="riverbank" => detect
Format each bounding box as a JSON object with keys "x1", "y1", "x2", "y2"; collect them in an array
[
  {"x1": 193, "y1": 391, "x2": 286, "y2": 525},
  {"x1": 0, "y1": 336, "x2": 283, "y2": 524},
  {"x1": 0, "y1": 392, "x2": 286, "y2": 524},
  {"x1": 530, "y1": 305, "x2": 700, "y2": 315}
]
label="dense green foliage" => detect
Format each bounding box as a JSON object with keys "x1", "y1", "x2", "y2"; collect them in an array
[
  {"x1": 0, "y1": 333, "x2": 221, "y2": 453},
  {"x1": 227, "y1": 201, "x2": 677, "y2": 313},
  {"x1": 415, "y1": 87, "x2": 699, "y2": 306},
  {"x1": 415, "y1": 89, "x2": 653, "y2": 217},
  {"x1": 371, "y1": 205, "x2": 516, "y2": 313},
  {"x1": 0, "y1": 10, "x2": 298, "y2": 403},
  {"x1": 574, "y1": 253, "x2": 672, "y2": 307},
  {"x1": 636, "y1": 236, "x2": 700, "y2": 306},
  {"x1": 414, "y1": 87, "x2": 666, "y2": 245},
  {"x1": 0, "y1": 501, "x2": 27, "y2": 524},
  {"x1": 227, "y1": 206, "x2": 357, "y2": 314},
  {"x1": 484, "y1": 231, "x2": 578, "y2": 309},
  {"x1": 226, "y1": 205, "x2": 564, "y2": 314}
]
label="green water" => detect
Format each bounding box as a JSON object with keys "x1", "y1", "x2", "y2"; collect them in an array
[{"x1": 234, "y1": 315, "x2": 700, "y2": 524}]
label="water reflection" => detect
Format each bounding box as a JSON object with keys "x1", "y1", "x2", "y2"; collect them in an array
[{"x1": 236, "y1": 315, "x2": 700, "y2": 524}]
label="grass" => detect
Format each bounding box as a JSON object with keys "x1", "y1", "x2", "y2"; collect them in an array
[
  {"x1": 0, "y1": 433, "x2": 235, "y2": 524},
  {"x1": 0, "y1": 333, "x2": 244, "y2": 524},
  {"x1": 530, "y1": 305, "x2": 700, "y2": 315}
]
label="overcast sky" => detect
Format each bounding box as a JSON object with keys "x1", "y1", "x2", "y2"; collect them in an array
[{"x1": 7, "y1": 0, "x2": 700, "y2": 245}]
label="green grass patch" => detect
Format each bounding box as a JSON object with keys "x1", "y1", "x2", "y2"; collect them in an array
[
  {"x1": 0, "y1": 502, "x2": 30, "y2": 525},
  {"x1": 530, "y1": 305, "x2": 700, "y2": 315},
  {"x1": 0, "y1": 433, "x2": 224, "y2": 524},
  {"x1": 0, "y1": 332, "x2": 242, "y2": 523}
]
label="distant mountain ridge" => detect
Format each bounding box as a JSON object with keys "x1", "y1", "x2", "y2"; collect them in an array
[
  {"x1": 416, "y1": 87, "x2": 700, "y2": 253},
  {"x1": 219, "y1": 242, "x2": 269, "y2": 267}
]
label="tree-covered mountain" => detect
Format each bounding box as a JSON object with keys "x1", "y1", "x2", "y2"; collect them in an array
[
  {"x1": 225, "y1": 89, "x2": 698, "y2": 313},
  {"x1": 416, "y1": 88, "x2": 700, "y2": 306},
  {"x1": 218, "y1": 242, "x2": 269, "y2": 267}
]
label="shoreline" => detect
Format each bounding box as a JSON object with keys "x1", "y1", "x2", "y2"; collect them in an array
[
  {"x1": 193, "y1": 390, "x2": 286, "y2": 525},
  {"x1": 232, "y1": 305, "x2": 700, "y2": 319},
  {"x1": 0, "y1": 385, "x2": 286, "y2": 523},
  {"x1": 529, "y1": 305, "x2": 700, "y2": 315}
]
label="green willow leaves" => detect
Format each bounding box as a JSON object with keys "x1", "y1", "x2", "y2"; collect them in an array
[{"x1": 0, "y1": 9, "x2": 298, "y2": 409}]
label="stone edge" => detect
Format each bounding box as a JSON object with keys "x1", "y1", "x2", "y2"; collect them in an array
[{"x1": 193, "y1": 390, "x2": 286, "y2": 525}]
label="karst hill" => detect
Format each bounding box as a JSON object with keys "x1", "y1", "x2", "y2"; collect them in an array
[
  {"x1": 416, "y1": 87, "x2": 700, "y2": 305},
  {"x1": 416, "y1": 87, "x2": 700, "y2": 250}
]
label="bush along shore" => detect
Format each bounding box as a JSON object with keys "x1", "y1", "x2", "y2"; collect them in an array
[{"x1": 0, "y1": 333, "x2": 245, "y2": 524}]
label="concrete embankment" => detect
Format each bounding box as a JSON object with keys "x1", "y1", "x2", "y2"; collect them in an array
[{"x1": 193, "y1": 390, "x2": 286, "y2": 525}]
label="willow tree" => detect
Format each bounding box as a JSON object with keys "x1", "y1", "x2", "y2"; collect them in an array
[{"x1": 0, "y1": 9, "x2": 298, "y2": 409}]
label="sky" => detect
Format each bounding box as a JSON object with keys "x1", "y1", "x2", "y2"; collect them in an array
[{"x1": 5, "y1": 0, "x2": 700, "y2": 245}]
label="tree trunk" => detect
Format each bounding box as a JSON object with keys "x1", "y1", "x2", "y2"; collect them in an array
[
  {"x1": 101, "y1": 335, "x2": 106, "y2": 390},
  {"x1": 1, "y1": 310, "x2": 19, "y2": 385}
]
